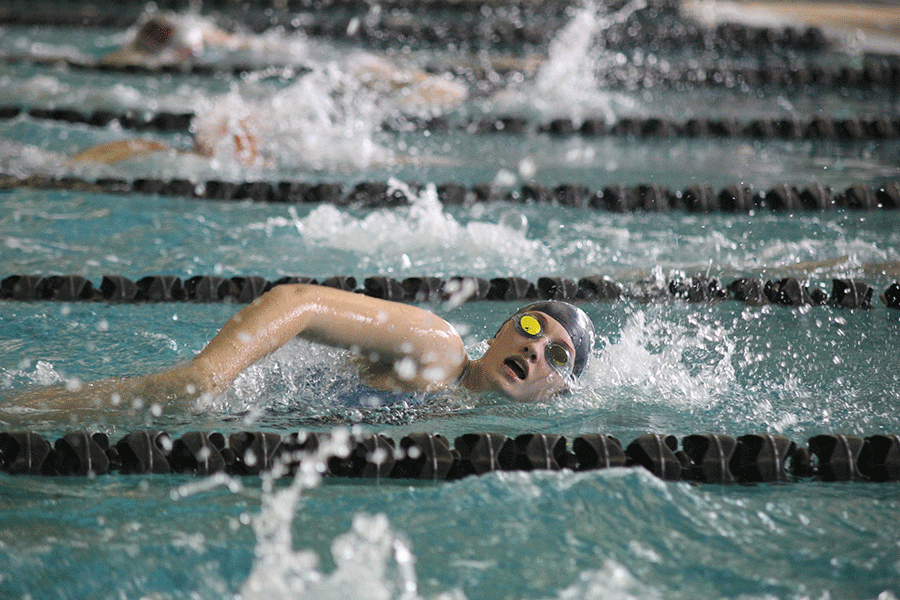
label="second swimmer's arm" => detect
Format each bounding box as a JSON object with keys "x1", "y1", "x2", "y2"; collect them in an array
[{"x1": 186, "y1": 283, "x2": 467, "y2": 396}]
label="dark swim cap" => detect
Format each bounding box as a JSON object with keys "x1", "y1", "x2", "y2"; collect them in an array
[{"x1": 514, "y1": 301, "x2": 595, "y2": 380}]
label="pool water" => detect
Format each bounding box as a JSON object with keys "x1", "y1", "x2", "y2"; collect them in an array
[{"x1": 1, "y1": 1, "x2": 900, "y2": 599}]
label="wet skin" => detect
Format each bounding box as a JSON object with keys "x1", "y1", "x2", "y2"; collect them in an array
[
  {"x1": 3, "y1": 290, "x2": 578, "y2": 426},
  {"x1": 463, "y1": 312, "x2": 576, "y2": 402}
]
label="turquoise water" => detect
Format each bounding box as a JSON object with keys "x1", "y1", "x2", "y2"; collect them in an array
[
  {"x1": 2, "y1": 1, "x2": 900, "y2": 599},
  {"x1": 2, "y1": 189, "x2": 899, "y2": 600}
]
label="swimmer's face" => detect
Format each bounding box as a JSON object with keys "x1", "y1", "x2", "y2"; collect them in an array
[{"x1": 479, "y1": 311, "x2": 576, "y2": 401}]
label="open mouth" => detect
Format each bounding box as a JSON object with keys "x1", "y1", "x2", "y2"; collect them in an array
[{"x1": 504, "y1": 357, "x2": 528, "y2": 380}]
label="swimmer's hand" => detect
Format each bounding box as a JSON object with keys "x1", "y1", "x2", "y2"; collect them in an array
[{"x1": 0, "y1": 363, "x2": 210, "y2": 427}]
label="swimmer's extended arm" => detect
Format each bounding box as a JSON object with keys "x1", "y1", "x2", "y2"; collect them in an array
[
  {"x1": 70, "y1": 139, "x2": 171, "y2": 164},
  {"x1": 1, "y1": 284, "x2": 465, "y2": 421},
  {"x1": 184, "y1": 283, "x2": 468, "y2": 396}
]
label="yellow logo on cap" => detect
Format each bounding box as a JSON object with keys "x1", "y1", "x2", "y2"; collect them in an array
[{"x1": 519, "y1": 314, "x2": 542, "y2": 336}]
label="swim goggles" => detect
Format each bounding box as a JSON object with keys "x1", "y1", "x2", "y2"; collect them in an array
[{"x1": 513, "y1": 314, "x2": 574, "y2": 379}]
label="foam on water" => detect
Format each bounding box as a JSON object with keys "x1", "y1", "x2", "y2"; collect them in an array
[
  {"x1": 2, "y1": 179, "x2": 896, "y2": 282},
  {"x1": 0, "y1": 66, "x2": 392, "y2": 181},
  {"x1": 290, "y1": 181, "x2": 551, "y2": 275},
  {"x1": 243, "y1": 510, "x2": 428, "y2": 600},
  {"x1": 0, "y1": 138, "x2": 71, "y2": 177},
  {"x1": 544, "y1": 562, "x2": 662, "y2": 600},
  {"x1": 546, "y1": 295, "x2": 900, "y2": 439},
  {"x1": 1, "y1": 11, "x2": 467, "y2": 181},
  {"x1": 189, "y1": 66, "x2": 389, "y2": 171},
  {"x1": 217, "y1": 339, "x2": 356, "y2": 412},
  {"x1": 587, "y1": 308, "x2": 736, "y2": 407}
]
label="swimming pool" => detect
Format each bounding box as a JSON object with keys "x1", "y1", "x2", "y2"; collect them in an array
[{"x1": 1, "y1": 1, "x2": 900, "y2": 599}]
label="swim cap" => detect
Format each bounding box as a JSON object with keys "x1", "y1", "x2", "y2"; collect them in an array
[
  {"x1": 514, "y1": 301, "x2": 595, "y2": 380},
  {"x1": 134, "y1": 17, "x2": 176, "y2": 54}
]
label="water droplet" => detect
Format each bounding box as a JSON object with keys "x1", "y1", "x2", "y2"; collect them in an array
[{"x1": 499, "y1": 210, "x2": 528, "y2": 234}]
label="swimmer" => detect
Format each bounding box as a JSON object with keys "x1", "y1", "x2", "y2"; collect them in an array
[
  {"x1": 69, "y1": 113, "x2": 262, "y2": 166},
  {"x1": 65, "y1": 109, "x2": 440, "y2": 168},
  {"x1": 345, "y1": 53, "x2": 469, "y2": 109},
  {"x1": 67, "y1": 79, "x2": 459, "y2": 169},
  {"x1": 98, "y1": 9, "x2": 467, "y2": 108},
  {"x1": 70, "y1": 27, "x2": 467, "y2": 167},
  {"x1": 100, "y1": 10, "x2": 245, "y2": 68},
  {"x1": 10, "y1": 284, "x2": 595, "y2": 416}
]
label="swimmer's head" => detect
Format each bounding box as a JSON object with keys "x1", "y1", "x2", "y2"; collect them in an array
[
  {"x1": 132, "y1": 14, "x2": 203, "y2": 58},
  {"x1": 510, "y1": 301, "x2": 595, "y2": 381},
  {"x1": 473, "y1": 300, "x2": 595, "y2": 401},
  {"x1": 134, "y1": 18, "x2": 176, "y2": 54}
]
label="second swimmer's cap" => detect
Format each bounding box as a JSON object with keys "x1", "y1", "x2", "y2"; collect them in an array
[{"x1": 514, "y1": 301, "x2": 595, "y2": 380}]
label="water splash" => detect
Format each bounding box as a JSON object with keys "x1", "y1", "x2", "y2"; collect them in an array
[
  {"x1": 586, "y1": 308, "x2": 737, "y2": 409},
  {"x1": 0, "y1": 62, "x2": 395, "y2": 181},
  {"x1": 547, "y1": 560, "x2": 662, "y2": 600},
  {"x1": 491, "y1": 0, "x2": 647, "y2": 122},
  {"x1": 218, "y1": 339, "x2": 357, "y2": 413},
  {"x1": 537, "y1": 0, "x2": 646, "y2": 105},
  {"x1": 187, "y1": 63, "x2": 390, "y2": 174},
  {"x1": 239, "y1": 437, "x2": 657, "y2": 600},
  {"x1": 0, "y1": 359, "x2": 63, "y2": 390},
  {"x1": 240, "y1": 430, "x2": 432, "y2": 600},
  {"x1": 242, "y1": 510, "x2": 424, "y2": 600},
  {"x1": 291, "y1": 181, "x2": 552, "y2": 276}
]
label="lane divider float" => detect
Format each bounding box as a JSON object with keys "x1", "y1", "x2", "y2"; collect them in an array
[
  {"x1": 1, "y1": 273, "x2": 898, "y2": 310},
  {"x1": 0, "y1": 4, "x2": 833, "y2": 60},
  {"x1": 2, "y1": 173, "x2": 899, "y2": 213},
  {"x1": 1, "y1": 429, "x2": 897, "y2": 483},
  {"x1": 6, "y1": 103, "x2": 900, "y2": 142}
]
